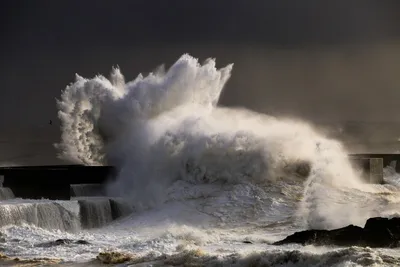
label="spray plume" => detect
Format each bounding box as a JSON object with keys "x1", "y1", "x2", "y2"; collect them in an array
[{"x1": 56, "y1": 54, "x2": 376, "y2": 229}]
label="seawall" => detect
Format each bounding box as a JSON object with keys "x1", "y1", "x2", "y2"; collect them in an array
[
  {"x1": 0, "y1": 154, "x2": 397, "y2": 231},
  {"x1": 0, "y1": 165, "x2": 116, "y2": 200},
  {"x1": 0, "y1": 154, "x2": 396, "y2": 200},
  {"x1": 0, "y1": 185, "x2": 133, "y2": 231}
]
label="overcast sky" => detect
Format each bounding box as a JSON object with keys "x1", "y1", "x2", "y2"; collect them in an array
[{"x1": 1, "y1": 0, "x2": 400, "y2": 130}]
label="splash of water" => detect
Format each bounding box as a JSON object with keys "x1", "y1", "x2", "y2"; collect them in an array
[{"x1": 56, "y1": 54, "x2": 374, "y2": 229}]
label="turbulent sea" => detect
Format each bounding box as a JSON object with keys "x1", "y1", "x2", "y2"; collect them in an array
[{"x1": 1, "y1": 54, "x2": 400, "y2": 266}]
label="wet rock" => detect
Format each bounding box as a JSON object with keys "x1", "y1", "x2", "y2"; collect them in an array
[
  {"x1": 0, "y1": 253, "x2": 62, "y2": 266},
  {"x1": 283, "y1": 160, "x2": 312, "y2": 178},
  {"x1": 0, "y1": 232, "x2": 6, "y2": 243},
  {"x1": 294, "y1": 160, "x2": 311, "y2": 178},
  {"x1": 96, "y1": 251, "x2": 134, "y2": 264},
  {"x1": 35, "y1": 239, "x2": 90, "y2": 248},
  {"x1": 273, "y1": 217, "x2": 400, "y2": 248},
  {"x1": 13, "y1": 257, "x2": 62, "y2": 264},
  {"x1": 74, "y1": 239, "x2": 90, "y2": 245},
  {"x1": 0, "y1": 253, "x2": 8, "y2": 259}
]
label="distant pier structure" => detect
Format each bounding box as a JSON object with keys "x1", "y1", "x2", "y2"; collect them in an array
[
  {"x1": 0, "y1": 154, "x2": 397, "y2": 199},
  {"x1": 0, "y1": 165, "x2": 116, "y2": 200},
  {"x1": 348, "y1": 153, "x2": 400, "y2": 184},
  {"x1": 349, "y1": 157, "x2": 384, "y2": 184}
]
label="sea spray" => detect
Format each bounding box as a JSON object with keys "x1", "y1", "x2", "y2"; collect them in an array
[{"x1": 56, "y1": 54, "x2": 379, "y2": 229}]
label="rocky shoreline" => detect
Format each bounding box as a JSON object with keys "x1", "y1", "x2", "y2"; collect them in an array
[{"x1": 274, "y1": 217, "x2": 400, "y2": 248}]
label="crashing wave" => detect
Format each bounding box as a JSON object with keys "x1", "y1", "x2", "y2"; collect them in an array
[{"x1": 56, "y1": 54, "x2": 388, "y2": 229}]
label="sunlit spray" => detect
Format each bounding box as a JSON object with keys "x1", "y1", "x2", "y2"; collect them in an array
[{"x1": 56, "y1": 54, "x2": 383, "y2": 229}]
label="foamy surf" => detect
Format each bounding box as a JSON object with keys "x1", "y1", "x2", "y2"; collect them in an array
[{"x1": 0, "y1": 54, "x2": 399, "y2": 266}]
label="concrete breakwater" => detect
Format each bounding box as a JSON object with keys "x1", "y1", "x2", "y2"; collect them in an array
[
  {"x1": 0, "y1": 165, "x2": 115, "y2": 200},
  {"x1": 0, "y1": 167, "x2": 133, "y2": 231},
  {"x1": 0, "y1": 154, "x2": 397, "y2": 200},
  {"x1": 0, "y1": 153, "x2": 396, "y2": 231},
  {"x1": 349, "y1": 157, "x2": 384, "y2": 184},
  {"x1": 0, "y1": 194, "x2": 133, "y2": 231},
  {"x1": 349, "y1": 153, "x2": 400, "y2": 184}
]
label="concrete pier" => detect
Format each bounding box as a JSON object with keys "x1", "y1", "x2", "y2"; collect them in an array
[
  {"x1": 0, "y1": 167, "x2": 134, "y2": 230},
  {"x1": 0, "y1": 153, "x2": 395, "y2": 199},
  {"x1": 349, "y1": 157, "x2": 384, "y2": 184},
  {"x1": 349, "y1": 154, "x2": 400, "y2": 171},
  {"x1": 0, "y1": 165, "x2": 116, "y2": 200}
]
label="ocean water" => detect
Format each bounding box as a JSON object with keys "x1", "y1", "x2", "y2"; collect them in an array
[{"x1": 0, "y1": 54, "x2": 400, "y2": 266}]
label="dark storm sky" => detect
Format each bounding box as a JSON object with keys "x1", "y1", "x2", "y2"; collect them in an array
[{"x1": 1, "y1": 0, "x2": 400, "y2": 129}]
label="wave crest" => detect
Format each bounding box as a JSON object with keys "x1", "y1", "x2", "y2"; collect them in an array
[{"x1": 56, "y1": 54, "x2": 374, "y2": 229}]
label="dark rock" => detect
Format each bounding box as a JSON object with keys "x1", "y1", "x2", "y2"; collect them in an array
[
  {"x1": 273, "y1": 217, "x2": 400, "y2": 248},
  {"x1": 35, "y1": 239, "x2": 90, "y2": 248},
  {"x1": 242, "y1": 240, "x2": 253, "y2": 244},
  {"x1": 0, "y1": 232, "x2": 6, "y2": 243},
  {"x1": 294, "y1": 161, "x2": 312, "y2": 178},
  {"x1": 283, "y1": 160, "x2": 312, "y2": 178},
  {"x1": 75, "y1": 239, "x2": 90, "y2": 245},
  {"x1": 54, "y1": 239, "x2": 74, "y2": 245}
]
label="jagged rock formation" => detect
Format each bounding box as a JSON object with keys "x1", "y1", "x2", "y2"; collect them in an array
[{"x1": 274, "y1": 217, "x2": 400, "y2": 248}]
